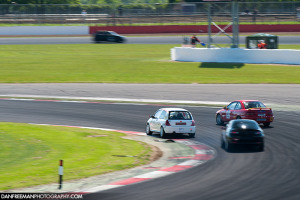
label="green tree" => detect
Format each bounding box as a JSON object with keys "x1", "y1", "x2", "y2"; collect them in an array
[{"x1": 0, "y1": 0, "x2": 80, "y2": 4}]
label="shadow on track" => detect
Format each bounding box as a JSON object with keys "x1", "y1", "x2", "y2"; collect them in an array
[{"x1": 199, "y1": 62, "x2": 244, "y2": 69}]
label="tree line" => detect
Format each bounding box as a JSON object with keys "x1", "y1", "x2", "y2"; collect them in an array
[
  {"x1": 1, "y1": 0, "x2": 298, "y2": 4},
  {"x1": 1, "y1": 0, "x2": 297, "y2": 15}
]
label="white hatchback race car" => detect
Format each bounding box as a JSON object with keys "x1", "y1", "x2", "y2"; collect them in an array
[{"x1": 146, "y1": 108, "x2": 196, "y2": 138}]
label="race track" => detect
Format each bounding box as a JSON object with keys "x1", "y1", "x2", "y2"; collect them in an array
[
  {"x1": 0, "y1": 35, "x2": 299, "y2": 45},
  {"x1": 0, "y1": 99, "x2": 299, "y2": 200},
  {"x1": 0, "y1": 35, "x2": 299, "y2": 199}
]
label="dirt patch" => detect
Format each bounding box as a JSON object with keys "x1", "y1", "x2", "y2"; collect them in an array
[
  {"x1": 123, "y1": 135, "x2": 163, "y2": 163},
  {"x1": 148, "y1": 143, "x2": 163, "y2": 162}
]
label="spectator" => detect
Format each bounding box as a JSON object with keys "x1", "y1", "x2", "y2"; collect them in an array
[
  {"x1": 252, "y1": 8, "x2": 257, "y2": 23},
  {"x1": 190, "y1": 34, "x2": 201, "y2": 47},
  {"x1": 257, "y1": 40, "x2": 267, "y2": 49},
  {"x1": 190, "y1": 34, "x2": 205, "y2": 48},
  {"x1": 81, "y1": 10, "x2": 87, "y2": 15}
]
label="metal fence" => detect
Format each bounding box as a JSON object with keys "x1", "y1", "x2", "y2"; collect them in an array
[{"x1": 0, "y1": 2, "x2": 299, "y2": 25}]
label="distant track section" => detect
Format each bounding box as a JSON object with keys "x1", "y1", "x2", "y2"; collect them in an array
[{"x1": 0, "y1": 36, "x2": 299, "y2": 45}]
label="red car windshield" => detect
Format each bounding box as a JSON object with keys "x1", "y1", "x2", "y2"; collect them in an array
[{"x1": 243, "y1": 101, "x2": 266, "y2": 109}]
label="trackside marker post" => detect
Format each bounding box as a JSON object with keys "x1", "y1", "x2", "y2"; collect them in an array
[{"x1": 58, "y1": 160, "x2": 63, "y2": 189}]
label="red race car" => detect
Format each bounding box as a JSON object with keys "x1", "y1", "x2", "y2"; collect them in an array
[{"x1": 216, "y1": 100, "x2": 274, "y2": 127}]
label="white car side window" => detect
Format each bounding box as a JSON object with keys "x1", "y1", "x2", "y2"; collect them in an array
[
  {"x1": 154, "y1": 110, "x2": 162, "y2": 118},
  {"x1": 159, "y1": 111, "x2": 167, "y2": 119}
]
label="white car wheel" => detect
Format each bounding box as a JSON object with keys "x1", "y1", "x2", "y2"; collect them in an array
[
  {"x1": 189, "y1": 133, "x2": 195, "y2": 138},
  {"x1": 160, "y1": 127, "x2": 166, "y2": 138},
  {"x1": 146, "y1": 124, "x2": 152, "y2": 135}
]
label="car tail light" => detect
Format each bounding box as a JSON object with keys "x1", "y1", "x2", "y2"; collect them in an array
[
  {"x1": 165, "y1": 120, "x2": 171, "y2": 126},
  {"x1": 231, "y1": 131, "x2": 239, "y2": 134},
  {"x1": 191, "y1": 120, "x2": 195, "y2": 126}
]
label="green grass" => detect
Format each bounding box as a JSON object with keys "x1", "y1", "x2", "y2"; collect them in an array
[
  {"x1": 0, "y1": 44, "x2": 299, "y2": 83},
  {"x1": 0, "y1": 123, "x2": 152, "y2": 190}
]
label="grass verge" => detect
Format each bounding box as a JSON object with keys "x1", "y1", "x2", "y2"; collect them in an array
[
  {"x1": 0, "y1": 44, "x2": 299, "y2": 83},
  {"x1": 0, "y1": 122, "x2": 152, "y2": 190}
]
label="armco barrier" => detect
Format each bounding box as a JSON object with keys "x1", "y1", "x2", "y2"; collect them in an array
[
  {"x1": 89, "y1": 24, "x2": 300, "y2": 35},
  {"x1": 171, "y1": 47, "x2": 300, "y2": 65}
]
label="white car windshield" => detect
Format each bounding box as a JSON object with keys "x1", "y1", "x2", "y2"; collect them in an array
[{"x1": 168, "y1": 111, "x2": 192, "y2": 120}]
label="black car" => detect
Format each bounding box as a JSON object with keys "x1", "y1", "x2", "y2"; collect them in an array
[
  {"x1": 221, "y1": 119, "x2": 264, "y2": 152},
  {"x1": 93, "y1": 30, "x2": 126, "y2": 43}
]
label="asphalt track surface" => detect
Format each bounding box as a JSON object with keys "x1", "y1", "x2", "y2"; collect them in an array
[
  {"x1": 0, "y1": 97, "x2": 299, "y2": 200},
  {"x1": 1, "y1": 83, "x2": 299, "y2": 106},
  {"x1": 0, "y1": 35, "x2": 300, "y2": 45}
]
